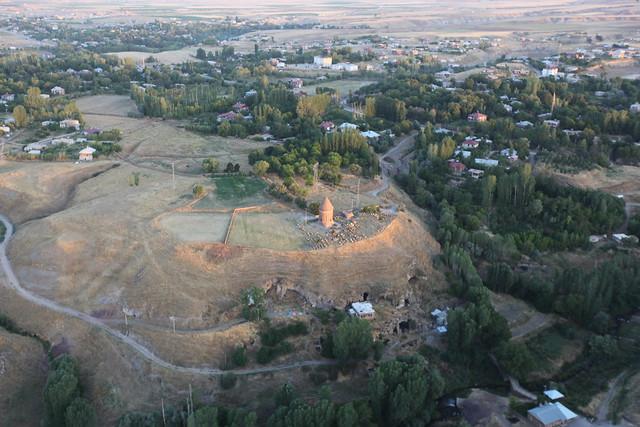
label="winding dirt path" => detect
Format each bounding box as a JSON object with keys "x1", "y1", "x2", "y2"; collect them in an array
[{"x1": 0, "y1": 213, "x2": 332, "y2": 376}]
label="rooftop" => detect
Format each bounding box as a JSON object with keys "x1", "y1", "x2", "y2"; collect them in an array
[{"x1": 528, "y1": 403, "x2": 577, "y2": 425}]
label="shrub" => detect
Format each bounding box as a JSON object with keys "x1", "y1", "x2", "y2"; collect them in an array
[{"x1": 220, "y1": 372, "x2": 238, "y2": 389}]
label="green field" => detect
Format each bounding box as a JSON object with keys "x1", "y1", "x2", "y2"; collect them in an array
[
  {"x1": 195, "y1": 175, "x2": 269, "y2": 209},
  {"x1": 213, "y1": 176, "x2": 266, "y2": 201}
]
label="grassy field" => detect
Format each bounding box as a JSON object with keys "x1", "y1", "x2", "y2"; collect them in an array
[
  {"x1": 294, "y1": 79, "x2": 376, "y2": 97},
  {"x1": 104, "y1": 46, "x2": 207, "y2": 65},
  {"x1": 524, "y1": 324, "x2": 586, "y2": 379},
  {"x1": 195, "y1": 176, "x2": 270, "y2": 209},
  {"x1": 0, "y1": 329, "x2": 47, "y2": 426},
  {"x1": 76, "y1": 95, "x2": 268, "y2": 171},
  {"x1": 229, "y1": 211, "x2": 308, "y2": 250},
  {"x1": 159, "y1": 212, "x2": 231, "y2": 242},
  {"x1": 213, "y1": 175, "x2": 266, "y2": 201}
]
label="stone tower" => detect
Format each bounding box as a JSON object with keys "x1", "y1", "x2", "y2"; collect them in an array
[{"x1": 319, "y1": 197, "x2": 334, "y2": 228}]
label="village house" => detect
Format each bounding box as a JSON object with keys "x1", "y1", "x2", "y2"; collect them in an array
[
  {"x1": 448, "y1": 159, "x2": 466, "y2": 175},
  {"x1": 543, "y1": 390, "x2": 564, "y2": 402},
  {"x1": 232, "y1": 102, "x2": 248, "y2": 112},
  {"x1": 500, "y1": 148, "x2": 518, "y2": 161},
  {"x1": 338, "y1": 122, "x2": 358, "y2": 131},
  {"x1": 331, "y1": 63, "x2": 359, "y2": 72},
  {"x1": 541, "y1": 66, "x2": 559, "y2": 78},
  {"x1": 78, "y1": 146, "x2": 96, "y2": 161},
  {"x1": 454, "y1": 149, "x2": 471, "y2": 159},
  {"x1": 516, "y1": 120, "x2": 534, "y2": 128},
  {"x1": 475, "y1": 158, "x2": 499, "y2": 167},
  {"x1": 83, "y1": 128, "x2": 101, "y2": 136},
  {"x1": 1, "y1": 93, "x2": 15, "y2": 102},
  {"x1": 51, "y1": 86, "x2": 66, "y2": 96},
  {"x1": 0, "y1": 125, "x2": 11, "y2": 135},
  {"x1": 360, "y1": 130, "x2": 380, "y2": 141},
  {"x1": 217, "y1": 111, "x2": 238, "y2": 122},
  {"x1": 461, "y1": 138, "x2": 480, "y2": 149},
  {"x1": 59, "y1": 119, "x2": 81, "y2": 130},
  {"x1": 631, "y1": 103, "x2": 640, "y2": 114},
  {"x1": 245, "y1": 89, "x2": 258, "y2": 98},
  {"x1": 528, "y1": 403, "x2": 578, "y2": 427},
  {"x1": 286, "y1": 78, "x2": 303, "y2": 89},
  {"x1": 320, "y1": 121, "x2": 335, "y2": 133},
  {"x1": 467, "y1": 112, "x2": 487, "y2": 122},
  {"x1": 348, "y1": 301, "x2": 375, "y2": 319},
  {"x1": 313, "y1": 56, "x2": 332, "y2": 67},
  {"x1": 468, "y1": 168, "x2": 484, "y2": 179},
  {"x1": 543, "y1": 119, "x2": 560, "y2": 128}
]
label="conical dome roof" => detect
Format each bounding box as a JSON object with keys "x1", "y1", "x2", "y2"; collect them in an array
[{"x1": 319, "y1": 197, "x2": 333, "y2": 212}]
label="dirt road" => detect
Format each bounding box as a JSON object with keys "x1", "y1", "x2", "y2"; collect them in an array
[
  {"x1": 0, "y1": 213, "x2": 332, "y2": 376},
  {"x1": 369, "y1": 131, "x2": 417, "y2": 197}
]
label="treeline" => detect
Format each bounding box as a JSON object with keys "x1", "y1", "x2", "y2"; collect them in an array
[
  {"x1": 131, "y1": 84, "x2": 223, "y2": 118},
  {"x1": 44, "y1": 355, "x2": 97, "y2": 427},
  {"x1": 117, "y1": 354, "x2": 444, "y2": 427},
  {"x1": 486, "y1": 255, "x2": 640, "y2": 331}
]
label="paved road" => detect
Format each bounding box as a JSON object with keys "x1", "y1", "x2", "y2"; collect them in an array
[{"x1": 0, "y1": 214, "x2": 332, "y2": 376}]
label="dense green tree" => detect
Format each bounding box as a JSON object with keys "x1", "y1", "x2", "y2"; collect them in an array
[
  {"x1": 64, "y1": 398, "x2": 97, "y2": 427},
  {"x1": 332, "y1": 317, "x2": 373, "y2": 363},
  {"x1": 368, "y1": 355, "x2": 444, "y2": 427}
]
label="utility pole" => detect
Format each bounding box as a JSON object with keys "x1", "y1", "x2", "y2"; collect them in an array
[
  {"x1": 313, "y1": 162, "x2": 319, "y2": 189},
  {"x1": 356, "y1": 178, "x2": 361, "y2": 209},
  {"x1": 172, "y1": 161, "x2": 176, "y2": 191},
  {"x1": 124, "y1": 312, "x2": 129, "y2": 335},
  {"x1": 161, "y1": 398, "x2": 166, "y2": 427},
  {"x1": 169, "y1": 316, "x2": 176, "y2": 333}
]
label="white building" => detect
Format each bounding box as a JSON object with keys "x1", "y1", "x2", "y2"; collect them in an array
[
  {"x1": 51, "y1": 86, "x2": 66, "y2": 96},
  {"x1": 313, "y1": 56, "x2": 332, "y2": 67},
  {"x1": 348, "y1": 302, "x2": 375, "y2": 319},
  {"x1": 500, "y1": 148, "x2": 518, "y2": 161},
  {"x1": 361, "y1": 130, "x2": 380, "y2": 140},
  {"x1": 630, "y1": 103, "x2": 640, "y2": 114},
  {"x1": 541, "y1": 67, "x2": 559, "y2": 78},
  {"x1": 475, "y1": 158, "x2": 499, "y2": 167},
  {"x1": 331, "y1": 62, "x2": 358, "y2": 72},
  {"x1": 338, "y1": 122, "x2": 358, "y2": 131},
  {"x1": 60, "y1": 119, "x2": 80, "y2": 130},
  {"x1": 528, "y1": 403, "x2": 577, "y2": 427}
]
